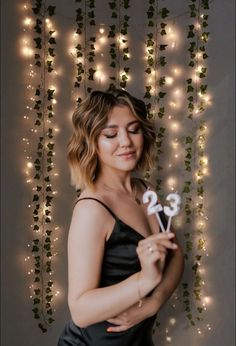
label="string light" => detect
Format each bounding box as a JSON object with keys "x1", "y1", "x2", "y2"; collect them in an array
[{"x1": 21, "y1": 2, "x2": 61, "y2": 332}]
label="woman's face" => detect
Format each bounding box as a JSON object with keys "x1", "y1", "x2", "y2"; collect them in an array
[{"x1": 97, "y1": 105, "x2": 144, "y2": 173}]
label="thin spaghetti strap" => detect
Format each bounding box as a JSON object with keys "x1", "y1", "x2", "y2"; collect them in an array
[{"x1": 75, "y1": 197, "x2": 118, "y2": 221}]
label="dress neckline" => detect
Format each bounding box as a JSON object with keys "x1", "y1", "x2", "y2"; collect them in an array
[{"x1": 105, "y1": 218, "x2": 146, "y2": 243}]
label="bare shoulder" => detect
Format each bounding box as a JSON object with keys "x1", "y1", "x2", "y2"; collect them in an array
[
  {"x1": 72, "y1": 198, "x2": 109, "y2": 231},
  {"x1": 70, "y1": 190, "x2": 114, "y2": 242}
]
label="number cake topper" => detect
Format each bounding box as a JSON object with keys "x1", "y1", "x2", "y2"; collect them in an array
[{"x1": 142, "y1": 190, "x2": 181, "y2": 233}]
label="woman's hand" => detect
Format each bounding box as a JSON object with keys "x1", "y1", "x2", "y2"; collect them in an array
[
  {"x1": 136, "y1": 232, "x2": 178, "y2": 287},
  {"x1": 106, "y1": 296, "x2": 156, "y2": 332}
]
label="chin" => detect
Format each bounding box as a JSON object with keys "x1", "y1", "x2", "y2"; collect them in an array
[{"x1": 116, "y1": 162, "x2": 138, "y2": 172}]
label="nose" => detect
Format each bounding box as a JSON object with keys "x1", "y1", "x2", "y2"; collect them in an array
[{"x1": 119, "y1": 129, "x2": 132, "y2": 147}]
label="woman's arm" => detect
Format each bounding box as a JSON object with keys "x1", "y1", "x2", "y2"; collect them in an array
[
  {"x1": 68, "y1": 200, "x2": 159, "y2": 328},
  {"x1": 105, "y1": 231, "x2": 184, "y2": 332},
  {"x1": 148, "y1": 230, "x2": 184, "y2": 315}
]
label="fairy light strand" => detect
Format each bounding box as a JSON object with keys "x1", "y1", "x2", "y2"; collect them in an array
[{"x1": 21, "y1": 0, "x2": 61, "y2": 333}]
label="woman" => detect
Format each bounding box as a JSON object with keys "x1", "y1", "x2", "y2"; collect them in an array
[{"x1": 58, "y1": 89, "x2": 184, "y2": 345}]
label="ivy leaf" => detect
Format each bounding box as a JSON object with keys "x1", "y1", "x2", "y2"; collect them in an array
[
  {"x1": 187, "y1": 30, "x2": 195, "y2": 39},
  {"x1": 33, "y1": 298, "x2": 40, "y2": 305},
  {"x1": 34, "y1": 19, "x2": 42, "y2": 34},
  {"x1": 47, "y1": 6, "x2": 56, "y2": 16},
  {"x1": 47, "y1": 89, "x2": 55, "y2": 100},
  {"x1": 161, "y1": 7, "x2": 169, "y2": 19},
  {"x1": 159, "y1": 44, "x2": 168, "y2": 51},
  {"x1": 159, "y1": 56, "x2": 167, "y2": 66},
  {"x1": 32, "y1": 7, "x2": 40, "y2": 15},
  {"x1": 158, "y1": 91, "x2": 166, "y2": 99},
  {"x1": 48, "y1": 37, "x2": 56, "y2": 45},
  {"x1": 109, "y1": 1, "x2": 116, "y2": 10},
  {"x1": 187, "y1": 85, "x2": 194, "y2": 93},
  {"x1": 34, "y1": 37, "x2": 42, "y2": 49},
  {"x1": 185, "y1": 136, "x2": 193, "y2": 144},
  {"x1": 48, "y1": 48, "x2": 55, "y2": 57}
]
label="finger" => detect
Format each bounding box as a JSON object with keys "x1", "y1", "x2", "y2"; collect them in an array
[
  {"x1": 148, "y1": 248, "x2": 167, "y2": 261},
  {"x1": 107, "y1": 324, "x2": 130, "y2": 333},
  {"x1": 155, "y1": 239, "x2": 178, "y2": 250},
  {"x1": 138, "y1": 244, "x2": 166, "y2": 258},
  {"x1": 145, "y1": 243, "x2": 167, "y2": 254},
  {"x1": 139, "y1": 240, "x2": 177, "y2": 254},
  {"x1": 106, "y1": 317, "x2": 125, "y2": 325},
  {"x1": 138, "y1": 232, "x2": 175, "y2": 246}
]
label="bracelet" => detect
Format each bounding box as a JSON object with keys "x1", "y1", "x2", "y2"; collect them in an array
[{"x1": 137, "y1": 272, "x2": 143, "y2": 308}]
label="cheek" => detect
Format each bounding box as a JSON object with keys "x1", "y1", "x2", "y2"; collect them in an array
[
  {"x1": 137, "y1": 134, "x2": 144, "y2": 151},
  {"x1": 97, "y1": 137, "x2": 116, "y2": 156}
]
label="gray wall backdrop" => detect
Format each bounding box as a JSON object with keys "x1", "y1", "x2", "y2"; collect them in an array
[{"x1": 1, "y1": 0, "x2": 235, "y2": 345}]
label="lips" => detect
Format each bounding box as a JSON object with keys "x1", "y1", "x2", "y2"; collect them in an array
[{"x1": 118, "y1": 151, "x2": 136, "y2": 156}]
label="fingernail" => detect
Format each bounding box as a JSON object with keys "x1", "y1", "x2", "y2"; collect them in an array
[
  {"x1": 172, "y1": 244, "x2": 178, "y2": 249},
  {"x1": 107, "y1": 328, "x2": 112, "y2": 332}
]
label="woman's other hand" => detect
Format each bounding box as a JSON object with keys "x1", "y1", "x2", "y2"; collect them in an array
[
  {"x1": 136, "y1": 232, "x2": 178, "y2": 287},
  {"x1": 106, "y1": 296, "x2": 156, "y2": 332}
]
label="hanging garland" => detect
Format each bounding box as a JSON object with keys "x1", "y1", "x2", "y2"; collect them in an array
[
  {"x1": 108, "y1": 0, "x2": 130, "y2": 90},
  {"x1": 74, "y1": 0, "x2": 96, "y2": 102},
  {"x1": 182, "y1": 0, "x2": 210, "y2": 329},
  {"x1": 143, "y1": 0, "x2": 169, "y2": 192},
  {"x1": 22, "y1": 0, "x2": 59, "y2": 333}
]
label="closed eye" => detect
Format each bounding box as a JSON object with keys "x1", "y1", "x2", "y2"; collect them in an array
[
  {"x1": 104, "y1": 133, "x2": 117, "y2": 138},
  {"x1": 128, "y1": 126, "x2": 141, "y2": 134},
  {"x1": 103, "y1": 125, "x2": 141, "y2": 138}
]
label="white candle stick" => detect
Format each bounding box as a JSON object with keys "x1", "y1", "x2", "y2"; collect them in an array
[{"x1": 164, "y1": 193, "x2": 181, "y2": 232}]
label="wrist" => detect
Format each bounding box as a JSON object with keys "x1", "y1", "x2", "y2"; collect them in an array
[{"x1": 138, "y1": 271, "x2": 160, "y2": 298}]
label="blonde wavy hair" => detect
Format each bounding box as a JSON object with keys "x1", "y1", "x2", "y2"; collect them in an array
[{"x1": 67, "y1": 89, "x2": 156, "y2": 190}]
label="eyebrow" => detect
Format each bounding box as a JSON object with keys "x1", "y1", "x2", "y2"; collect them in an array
[{"x1": 102, "y1": 120, "x2": 140, "y2": 129}]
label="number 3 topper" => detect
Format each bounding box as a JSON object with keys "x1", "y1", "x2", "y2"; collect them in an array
[{"x1": 142, "y1": 190, "x2": 181, "y2": 233}]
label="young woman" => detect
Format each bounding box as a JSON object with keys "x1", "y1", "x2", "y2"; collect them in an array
[{"x1": 58, "y1": 89, "x2": 184, "y2": 345}]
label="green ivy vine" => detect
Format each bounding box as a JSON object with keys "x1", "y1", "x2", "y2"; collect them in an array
[
  {"x1": 108, "y1": 0, "x2": 130, "y2": 90},
  {"x1": 143, "y1": 0, "x2": 169, "y2": 194},
  {"x1": 30, "y1": 0, "x2": 57, "y2": 333},
  {"x1": 182, "y1": 0, "x2": 210, "y2": 327},
  {"x1": 74, "y1": 0, "x2": 96, "y2": 102}
]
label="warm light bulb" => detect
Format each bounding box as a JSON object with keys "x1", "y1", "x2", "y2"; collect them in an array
[
  {"x1": 202, "y1": 156, "x2": 208, "y2": 165},
  {"x1": 23, "y1": 17, "x2": 32, "y2": 26},
  {"x1": 171, "y1": 122, "x2": 179, "y2": 131},
  {"x1": 195, "y1": 22, "x2": 201, "y2": 30},
  {"x1": 99, "y1": 36, "x2": 107, "y2": 44},
  {"x1": 22, "y1": 46, "x2": 34, "y2": 57},
  {"x1": 69, "y1": 47, "x2": 76, "y2": 55},
  {"x1": 174, "y1": 89, "x2": 181, "y2": 96},
  {"x1": 166, "y1": 76, "x2": 173, "y2": 85},
  {"x1": 173, "y1": 67, "x2": 181, "y2": 76}
]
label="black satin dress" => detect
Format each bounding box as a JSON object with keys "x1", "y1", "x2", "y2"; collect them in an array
[{"x1": 58, "y1": 192, "x2": 167, "y2": 346}]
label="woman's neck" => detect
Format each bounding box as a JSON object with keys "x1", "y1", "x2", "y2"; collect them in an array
[{"x1": 95, "y1": 169, "x2": 134, "y2": 194}]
